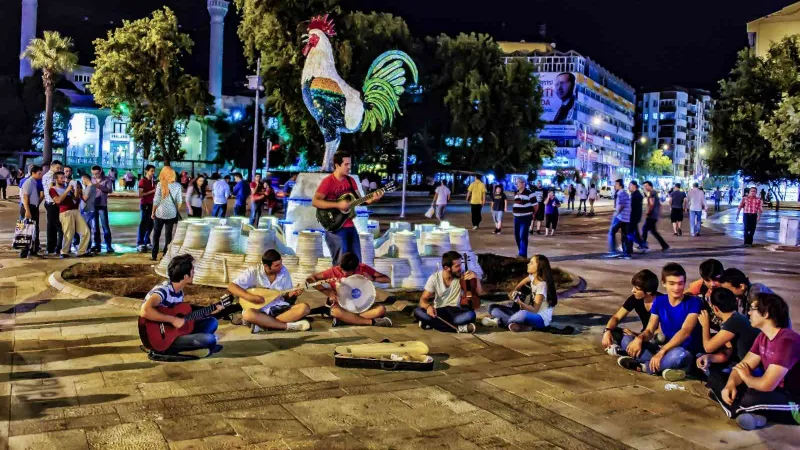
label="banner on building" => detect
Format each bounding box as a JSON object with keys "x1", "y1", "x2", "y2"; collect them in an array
[
  {"x1": 538, "y1": 124, "x2": 578, "y2": 139},
  {"x1": 537, "y1": 72, "x2": 578, "y2": 123}
]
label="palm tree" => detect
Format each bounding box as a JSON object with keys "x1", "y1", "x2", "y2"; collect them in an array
[{"x1": 21, "y1": 31, "x2": 78, "y2": 165}]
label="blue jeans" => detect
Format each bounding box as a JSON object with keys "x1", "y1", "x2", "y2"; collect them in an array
[
  {"x1": 324, "y1": 226, "x2": 361, "y2": 266},
  {"x1": 233, "y1": 204, "x2": 246, "y2": 217},
  {"x1": 81, "y1": 210, "x2": 96, "y2": 251},
  {"x1": 689, "y1": 210, "x2": 702, "y2": 235},
  {"x1": 137, "y1": 203, "x2": 153, "y2": 246},
  {"x1": 93, "y1": 205, "x2": 112, "y2": 251},
  {"x1": 513, "y1": 215, "x2": 533, "y2": 258},
  {"x1": 212, "y1": 203, "x2": 227, "y2": 218},
  {"x1": 620, "y1": 335, "x2": 693, "y2": 375},
  {"x1": 250, "y1": 202, "x2": 264, "y2": 227},
  {"x1": 488, "y1": 304, "x2": 546, "y2": 329},
  {"x1": 608, "y1": 217, "x2": 630, "y2": 255},
  {"x1": 165, "y1": 317, "x2": 218, "y2": 354},
  {"x1": 414, "y1": 305, "x2": 476, "y2": 332}
]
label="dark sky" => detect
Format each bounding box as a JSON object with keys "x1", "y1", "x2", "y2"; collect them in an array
[{"x1": 0, "y1": 0, "x2": 795, "y2": 94}]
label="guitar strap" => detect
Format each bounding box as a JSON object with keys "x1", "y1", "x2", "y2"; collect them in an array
[{"x1": 346, "y1": 176, "x2": 360, "y2": 199}]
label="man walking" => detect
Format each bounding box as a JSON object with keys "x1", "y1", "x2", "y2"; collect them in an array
[
  {"x1": 19, "y1": 165, "x2": 44, "y2": 258},
  {"x1": 627, "y1": 181, "x2": 645, "y2": 253},
  {"x1": 232, "y1": 173, "x2": 250, "y2": 217},
  {"x1": 567, "y1": 183, "x2": 576, "y2": 210},
  {"x1": 42, "y1": 160, "x2": 64, "y2": 256},
  {"x1": 640, "y1": 181, "x2": 670, "y2": 252},
  {"x1": 91, "y1": 166, "x2": 115, "y2": 254},
  {"x1": 0, "y1": 164, "x2": 10, "y2": 200},
  {"x1": 137, "y1": 165, "x2": 157, "y2": 252},
  {"x1": 608, "y1": 179, "x2": 631, "y2": 259},
  {"x1": 512, "y1": 178, "x2": 535, "y2": 259},
  {"x1": 432, "y1": 180, "x2": 450, "y2": 221},
  {"x1": 531, "y1": 180, "x2": 545, "y2": 235},
  {"x1": 736, "y1": 187, "x2": 763, "y2": 247},
  {"x1": 714, "y1": 187, "x2": 722, "y2": 212},
  {"x1": 577, "y1": 182, "x2": 588, "y2": 215},
  {"x1": 211, "y1": 173, "x2": 231, "y2": 217},
  {"x1": 669, "y1": 183, "x2": 687, "y2": 236},
  {"x1": 466, "y1": 176, "x2": 486, "y2": 230},
  {"x1": 687, "y1": 182, "x2": 707, "y2": 237}
]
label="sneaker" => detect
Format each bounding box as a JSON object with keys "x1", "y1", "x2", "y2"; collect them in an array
[
  {"x1": 509, "y1": 323, "x2": 533, "y2": 332},
  {"x1": 418, "y1": 321, "x2": 431, "y2": 330},
  {"x1": 106, "y1": 248, "x2": 115, "y2": 254},
  {"x1": 209, "y1": 345, "x2": 224, "y2": 355},
  {"x1": 372, "y1": 317, "x2": 392, "y2": 327},
  {"x1": 637, "y1": 247, "x2": 649, "y2": 254},
  {"x1": 606, "y1": 344, "x2": 624, "y2": 356},
  {"x1": 481, "y1": 317, "x2": 501, "y2": 328},
  {"x1": 472, "y1": 226, "x2": 478, "y2": 230},
  {"x1": 286, "y1": 320, "x2": 311, "y2": 331},
  {"x1": 180, "y1": 348, "x2": 212, "y2": 358},
  {"x1": 736, "y1": 413, "x2": 767, "y2": 430},
  {"x1": 230, "y1": 313, "x2": 244, "y2": 326},
  {"x1": 250, "y1": 323, "x2": 264, "y2": 334},
  {"x1": 662, "y1": 246, "x2": 670, "y2": 252},
  {"x1": 617, "y1": 356, "x2": 645, "y2": 372},
  {"x1": 136, "y1": 245, "x2": 145, "y2": 252},
  {"x1": 59, "y1": 253, "x2": 72, "y2": 259},
  {"x1": 617, "y1": 245, "x2": 623, "y2": 252},
  {"x1": 602, "y1": 253, "x2": 620, "y2": 258},
  {"x1": 528, "y1": 229, "x2": 534, "y2": 235},
  {"x1": 678, "y1": 229, "x2": 683, "y2": 236},
  {"x1": 457, "y1": 323, "x2": 476, "y2": 334},
  {"x1": 621, "y1": 254, "x2": 633, "y2": 260},
  {"x1": 662, "y1": 368, "x2": 686, "y2": 382},
  {"x1": 331, "y1": 318, "x2": 342, "y2": 327},
  {"x1": 78, "y1": 252, "x2": 93, "y2": 258}
]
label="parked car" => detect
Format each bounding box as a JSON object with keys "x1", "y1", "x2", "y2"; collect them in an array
[{"x1": 598, "y1": 186, "x2": 614, "y2": 199}]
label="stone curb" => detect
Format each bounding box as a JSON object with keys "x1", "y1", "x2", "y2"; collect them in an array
[
  {"x1": 47, "y1": 267, "x2": 143, "y2": 310},
  {"x1": 766, "y1": 244, "x2": 800, "y2": 252}
]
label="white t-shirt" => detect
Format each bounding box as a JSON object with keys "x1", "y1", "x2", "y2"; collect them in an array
[
  {"x1": 528, "y1": 276, "x2": 554, "y2": 326},
  {"x1": 577, "y1": 185, "x2": 587, "y2": 200},
  {"x1": 361, "y1": 178, "x2": 370, "y2": 189},
  {"x1": 369, "y1": 181, "x2": 378, "y2": 190},
  {"x1": 688, "y1": 188, "x2": 706, "y2": 212},
  {"x1": 233, "y1": 265, "x2": 293, "y2": 291},
  {"x1": 434, "y1": 185, "x2": 450, "y2": 206},
  {"x1": 588, "y1": 188, "x2": 598, "y2": 200},
  {"x1": 424, "y1": 271, "x2": 462, "y2": 308}
]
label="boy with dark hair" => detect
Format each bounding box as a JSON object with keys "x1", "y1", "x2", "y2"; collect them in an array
[
  {"x1": 307, "y1": 251, "x2": 393, "y2": 327},
  {"x1": 602, "y1": 269, "x2": 662, "y2": 355},
  {"x1": 140, "y1": 254, "x2": 223, "y2": 361},
  {"x1": 688, "y1": 259, "x2": 725, "y2": 329},
  {"x1": 415, "y1": 251, "x2": 480, "y2": 333},
  {"x1": 718, "y1": 268, "x2": 774, "y2": 315},
  {"x1": 616, "y1": 263, "x2": 703, "y2": 381},
  {"x1": 709, "y1": 293, "x2": 800, "y2": 430},
  {"x1": 232, "y1": 173, "x2": 250, "y2": 217},
  {"x1": 697, "y1": 287, "x2": 760, "y2": 377}
]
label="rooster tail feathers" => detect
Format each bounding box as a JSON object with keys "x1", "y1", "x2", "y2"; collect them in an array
[{"x1": 360, "y1": 50, "x2": 419, "y2": 132}]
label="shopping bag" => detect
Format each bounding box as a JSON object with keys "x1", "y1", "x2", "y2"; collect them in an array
[
  {"x1": 425, "y1": 205, "x2": 435, "y2": 218},
  {"x1": 701, "y1": 210, "x2": 708, "y2": 221},
  {"x1": 13, "y1": 219, "x2": 34, "y2": 250}
]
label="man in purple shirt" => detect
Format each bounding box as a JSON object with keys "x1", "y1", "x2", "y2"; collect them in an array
[{"x1": 91, "y1": 165, "x2": 114, "y2": 253}]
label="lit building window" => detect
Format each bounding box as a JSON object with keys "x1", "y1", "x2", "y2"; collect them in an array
[
  {"x1": 85, "y1": 117, "x2": 96, "y2": 132},
  {"x1": 113, "y1": 122, "x2": 127, "y2": 134}
]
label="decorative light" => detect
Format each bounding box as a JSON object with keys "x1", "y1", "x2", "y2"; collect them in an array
[
  {"x1": 591, "y1": 116, "x2": 602, "y2": 126},
  {"x1": 639, "y1": 136, "x2": 647, "y2": 144},
  {"x1": 231, "y1": 110, "x2": 243, "y2": 121}
]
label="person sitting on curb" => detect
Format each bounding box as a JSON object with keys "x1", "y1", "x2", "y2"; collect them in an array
[
  {"x1": 414, "y1": 251, "x2": 480, "y2": 334},
  {"x1": 708, "y1": 293, "x2": 800, "y2": 430},
  {"x1": 483, "y1": 254, "x2": 558, "y2": 332},
  {"x1": 687, "y1": 259, "x2": 725, "y2": 329},
  {"x1": 718, "y1": 268, "x2": 774, "y2": 316},
  {"x1": 616, "y1": 263, "x2": 703, "y2": 381},
  {"x1": 307, "y1": 252, "x2": 393, "y2": 328},
  {"x1": 601, "y1": 269, "x2": 662, "y2": 356},
  {"x1": 227, "y1": 249, "x2": 311, "y2": 333},
  {"x1": 696, "y1": 288, "x2": 760, "y2": 379}
]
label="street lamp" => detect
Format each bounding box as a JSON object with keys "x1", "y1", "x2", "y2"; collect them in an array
[
  {"x1": 246, "y1": 58, "x2": 265, "y2": 179},
  {"x1": 633, "y1": 136, "x2": 646, "y2": 180}
]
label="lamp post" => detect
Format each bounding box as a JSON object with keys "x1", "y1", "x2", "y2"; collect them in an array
[
  {"x1": 247, "y1": 58, "x2": 264, "y2": 179},
  {"x1": 632, "y1": 136, "x2": 647, "y2": 181}
]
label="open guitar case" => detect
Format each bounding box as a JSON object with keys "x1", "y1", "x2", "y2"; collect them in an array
[{"x1": 333, "y1": 339, "x2": 434, "y2": 371}]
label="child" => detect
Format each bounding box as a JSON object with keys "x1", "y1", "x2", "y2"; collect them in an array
[
  {"x1": 491, "y1": 184, "x2": 508, "y2": 235},
  {"x1": 601, "y1": 269, "x2": 661, "y2": 355},
  {"x1": 483, "y1": 254, "x2": 557, "y2": 332},
  {"x1": 696, "y1": 287, "x2": 760, "y2": 378},
  {"x1": 544, "y1": 190, "x2": 561, "y2": 236},
  {"x1": 616, "y1": 263, "x2": 703, "y2": 381}
]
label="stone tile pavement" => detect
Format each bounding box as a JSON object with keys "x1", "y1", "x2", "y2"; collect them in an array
[{"x1": 1, "y1": 204, "x2": 799, "y2": 449}]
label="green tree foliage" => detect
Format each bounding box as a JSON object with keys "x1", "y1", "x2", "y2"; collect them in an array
[
  {"x1": 759, "y1": 36, "x2": 800, "y2": 177},
  {"x1": 642, "y1": 148, "x2": 673, "y2": 177},
  {"x1": 89, "y1": 7, "x2": 212, "y2": 165},
  {"x1": 0, "y1": 75, "x2": 71, "y2": 154},
  {"x1": 208, "y1": 104, "x2": 288, "y2": 171},
  {"x1": 20, "y1": 31, "x2": 78, "y2": 164}
]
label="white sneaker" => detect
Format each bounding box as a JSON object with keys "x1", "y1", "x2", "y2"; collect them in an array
[
  {"x1": 457, "y1": 323, "x2": 476, "y2": 334},
  {"x1": 481, "y1": 317, "x2": 500, "y2": 328},
  {"x1": 606, "y1": 344, "x2": 623, "y2": 356},
  {"x1": 250, "y1": 323, "x2": 263, "y2": 334},
  {"x1": 286, "y1": 320, "x2": 311, "y2": 332}
]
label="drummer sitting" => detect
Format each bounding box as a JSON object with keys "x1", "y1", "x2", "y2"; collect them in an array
[
  {"x1": 306, "y1": 252, "x2": 393, "y2": 327},
  {"x1": 227, "y1": 249, "x2": 311, "y2": 333}
]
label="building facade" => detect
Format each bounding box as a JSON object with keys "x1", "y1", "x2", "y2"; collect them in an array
[
  {"x1": 747, "y1": 1, "x2": 800, "y2": 58},
  {"x1": 636, "y1": 87, "x2": 714, "y2": 179},
  {"x1": 501, "y1": 44, "x2": 636, "y2": 185}
]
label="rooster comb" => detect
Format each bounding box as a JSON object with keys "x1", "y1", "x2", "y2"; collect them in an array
[{"x1": 307, "y1": 14, "x2": 336, "y2": 36}]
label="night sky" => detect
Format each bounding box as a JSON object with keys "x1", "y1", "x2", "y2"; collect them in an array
[{"x1": 0, "y1": 0, "x2": 796, "y2": 94}]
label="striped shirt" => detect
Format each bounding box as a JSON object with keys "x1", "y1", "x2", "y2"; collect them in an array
[
  {"x1": 513, "y1": 188, "x2": 534, "y2": 216},
  {"x1": 146, "y1": 281, "x2": 185, "y2": 307},
  {"x1": 739, "y1": 196, "x2": 763, "y2": 215},
  {"x1": 614, "y1": 189, "x2": 631, "y2": 222}
]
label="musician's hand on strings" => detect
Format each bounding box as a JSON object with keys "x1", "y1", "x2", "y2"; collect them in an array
[
  {"x1": 212, "y1": 303, "x2": 225, "y2": 314},
  {"x1": 463, "y1": 271, "x2": 477, "y2": 281},
  {"x1": 426, "y1": 305, "x2": 437, "y2": 318},
  {"x1": 336, "y1": 199, "x2": 350, "y2": 212},
  {"x1": 289, "y1": 287, "x2": 304, "y2": 298},
  {"x1": 370, "y1": 190, "x2": 384, "y2": 203},
  {"x1": 248, "y1": 295, "x2": 266, "y2": 305},
  {"x1": 171, "y1": 317, "x2": 186, "y2": 329}
]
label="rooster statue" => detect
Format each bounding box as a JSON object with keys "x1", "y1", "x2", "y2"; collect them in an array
[{"x1": 301, "y1": 14, "x2": 418, "y2": 171}]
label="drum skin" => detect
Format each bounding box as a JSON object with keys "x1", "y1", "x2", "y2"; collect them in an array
[{"x1": 336, "y1": 275, "x2": 376, "y2": 313}]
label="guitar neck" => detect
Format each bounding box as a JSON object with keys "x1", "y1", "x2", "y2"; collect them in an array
[
  {"x1": 349, "y1": 190, "x2": 381, "y2": 209},
  {"x1": 185, "y1": 304, "x2": 218, "y2": 322},
  {"x1": 276, "y1": 279, "x2": 329, "y2": 297}
]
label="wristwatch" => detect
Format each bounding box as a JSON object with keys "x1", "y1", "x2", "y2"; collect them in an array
[{"x1": 603, "y1": 328, "x2": 612, "y2": 333}]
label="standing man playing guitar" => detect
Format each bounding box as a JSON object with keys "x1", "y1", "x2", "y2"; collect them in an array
[
  {"x1": 312, "y1": 152, "x2": 383, "y2": 265},
  {"x1": 139, "y1": 254, "x2": 223, "y2": 361},
  {"x1": 307, "y1": 252, "x2": 393, "y2": 328},
  {"x1": 227, "y1": 249, "x2": 311, "y2": 333}
]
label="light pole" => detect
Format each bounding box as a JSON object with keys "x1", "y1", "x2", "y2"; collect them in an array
[
  {"x1": 632, "y1": 136, "x2": 647, "y2": 181},
  {"x1": 247, "y1": 58, "x2": 264, "y2": 179}
]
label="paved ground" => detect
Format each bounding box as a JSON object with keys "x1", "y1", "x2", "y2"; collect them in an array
[{"x1": 1, "y1": 197, "x2": 799, "y2": 449}]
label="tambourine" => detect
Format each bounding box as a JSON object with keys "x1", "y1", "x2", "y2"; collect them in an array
[{"x1": 336, "y1": 274, "x2": 377, "y2": 314}]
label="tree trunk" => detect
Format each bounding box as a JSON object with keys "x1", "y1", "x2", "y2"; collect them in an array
[
  {"x1": 159, "y1": 136, "x2": 170, "y2": 166},
  {"x1": 42, "y1": 71, "x2": 54, "y2": 165}
]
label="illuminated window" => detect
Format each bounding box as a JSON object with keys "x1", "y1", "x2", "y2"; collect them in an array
[
  {"x1": 113, "y1": 122, "x2": 127, "y2": 134},
  {"x1": 85, "y1": 117, "x2": 96, "y2": 132}
]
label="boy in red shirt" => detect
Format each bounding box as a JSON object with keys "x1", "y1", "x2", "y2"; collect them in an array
[
  {"x1": 307, "y1": 252, "x2": 392, "y2": 327},
  {"x1": 49, "y1": 171, "x2": 91, "y2": 257}
]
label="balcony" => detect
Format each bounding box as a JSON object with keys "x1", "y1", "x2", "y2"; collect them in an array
[
  {"x1": 658, "y1": 129, "x2": 676, "y2": 138},
  {"x1": 659, "y1": 104, "x2": 677, "y2": 113}
]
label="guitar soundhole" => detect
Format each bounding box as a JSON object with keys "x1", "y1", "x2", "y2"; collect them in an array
[{"x1": 351, "y1": 288, "x2": 362, "y2": 299}]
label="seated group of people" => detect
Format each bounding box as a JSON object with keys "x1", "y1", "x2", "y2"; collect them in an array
[{"x1": 601, "y1": 259, "x2": 798, "y2": 430}]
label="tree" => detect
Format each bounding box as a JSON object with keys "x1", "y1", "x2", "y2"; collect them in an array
[
  {"x1": 429, "y1": 33, "x2": 551, "y2": 173},
  {"x1": 89, "y1": 7, "x2": 212, "y2": 165},
  {"x1": 759, "y1": 36, "x2": 800, "y2": 177},
  {"x1": 0, "y1": 75, "x2": 71, "y2": 154},
  {"x1": 635, "y1": 145, "x2": 673, "y2": 178},
  {"x1": 20, "y1": 31, "x2": 78, "y2": 165},
  {"x1": 208, "y1": 104, "x2": 290, "y2": 171}
]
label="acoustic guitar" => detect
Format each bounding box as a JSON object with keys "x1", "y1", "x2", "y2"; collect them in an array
[
  {"x1": 237, "y1": 278, "x2": 335, "y2": 311},
  {"x1": 139, "y1": 294, "x2": 234, "y2": 352},
  {"x1": 316, "y1": 181, "x2": 397, "y2": 232}
]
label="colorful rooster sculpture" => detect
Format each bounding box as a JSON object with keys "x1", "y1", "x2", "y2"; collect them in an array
[{"x1": 301, "y1": 14, "x2": 419, "y2": 171}]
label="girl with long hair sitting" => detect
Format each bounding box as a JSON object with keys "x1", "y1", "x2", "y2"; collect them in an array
[{"x1": 483, "y1": 254, "x2": 558, "y2": 332}]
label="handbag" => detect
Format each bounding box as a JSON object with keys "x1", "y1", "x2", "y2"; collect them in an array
[{"x1": 13, "y1": 219, "x2": 35, "y2": 250}]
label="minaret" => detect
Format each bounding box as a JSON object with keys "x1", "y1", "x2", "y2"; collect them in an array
[
  {"x1": 207, "y1": 0, "x2": 229, "y2": 109},
  {"x1": 19, "y1": 0, "x2": 38, "y2": 80}
]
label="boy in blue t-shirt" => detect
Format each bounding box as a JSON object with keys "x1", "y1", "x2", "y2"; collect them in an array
[{"x1": 617, "y1": 263, "x2": 703, "y2": 381}]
